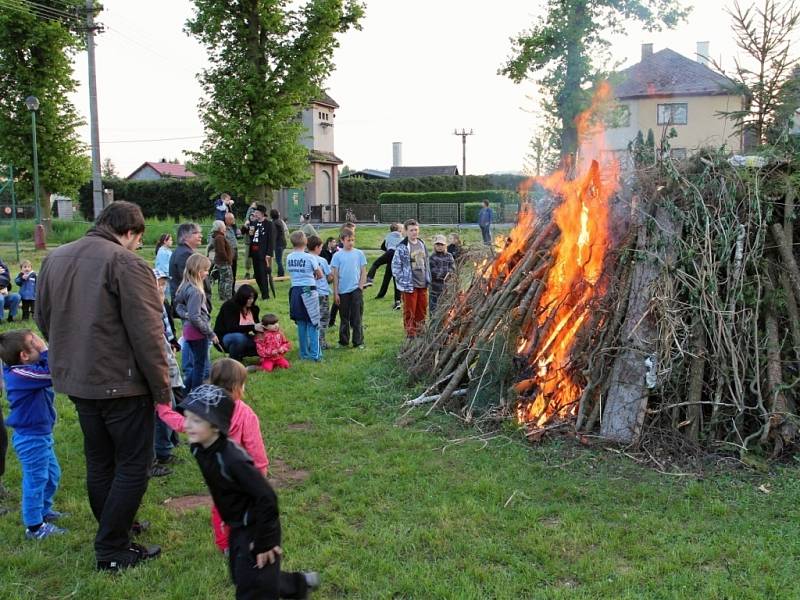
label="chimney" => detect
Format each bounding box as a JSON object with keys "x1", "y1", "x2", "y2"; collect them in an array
[
  {"x1": 641, "y1": 43, "x2": 653, "y2": 61},
  {"x1": 696, "y1": 41, "x2": 710, "y2": 67},
  {"x1": 392, "y1": 142, "x2": 402, "y2": 168}
]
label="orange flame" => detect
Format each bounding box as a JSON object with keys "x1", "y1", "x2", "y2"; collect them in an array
[{"x1": 516, "y1": 81, "x2": 619, "y2": 428}]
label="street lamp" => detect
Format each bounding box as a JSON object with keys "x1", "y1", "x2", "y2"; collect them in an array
[{"x1": 24, "y1": 95, "x2": 41, "y2": 225}]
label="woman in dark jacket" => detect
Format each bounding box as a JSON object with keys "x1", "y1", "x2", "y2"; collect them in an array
[{"x1": 213, "y1": 284, "x2": 262, "y2": 362}]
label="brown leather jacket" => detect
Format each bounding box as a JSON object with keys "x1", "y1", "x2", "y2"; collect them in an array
[
  {"x1": 212, "y1": 230, "x2": 232, "y2": 266},
  {"x1": 35, "y1": 228, "x2": 171, "y2": 403}
]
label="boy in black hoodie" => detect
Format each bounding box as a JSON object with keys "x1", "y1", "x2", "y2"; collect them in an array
[{"x1": 180, "y1": 385, "x2": 318, "y2": 599}]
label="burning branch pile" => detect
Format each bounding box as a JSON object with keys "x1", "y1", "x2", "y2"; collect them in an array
[{"x1": 401, "y1": 88, "x2": 800, "y2": 456}]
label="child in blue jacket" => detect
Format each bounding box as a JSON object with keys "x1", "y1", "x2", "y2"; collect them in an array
[
  {"x1": 0, "y1": 329, "x2": 64, "y2": 540},
  {"x1": 14, "y1": 260, "x2": 37, "y2": 321}
]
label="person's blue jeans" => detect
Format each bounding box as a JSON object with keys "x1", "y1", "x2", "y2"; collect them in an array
[
  {"x1": 186, "y1": 338, "x2": 211, "y2": 391},
  {"x1": 154, "y1": 405, "x2": 174, "y2": 460},
  {"x1": 480, "y1": 224, "x2": 492, "y2": 245},
  {"x1": 296, "y1": 320, "x2": 321, "y2": 361},
  {"x1": 11, "y1": 432, "x2": 60, "y2": 527},
  {"x1": 0, "y1": 292, "x2": 21, "y2": 320},
  {"x1": 181, "y1": 338, "x2": 210, "y2": 389},
  {"x1": 222, "y1": 333, "x2": 257, "y2": 363}
]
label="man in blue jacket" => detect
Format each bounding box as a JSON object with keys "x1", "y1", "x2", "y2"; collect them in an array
[{"x1": 478, "y1": 200, "x2": 493, "y2": 246}]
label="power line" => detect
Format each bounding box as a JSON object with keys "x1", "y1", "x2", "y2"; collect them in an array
[
  {"x1": 105, "y1": 25, "x2": 173, "y2": 62},
  {"x1": 0, "y1": 0, "x2": 81, "y2": 25},
  {"x1": 103, "y1": 135, "x2": 204, "y2": 144}
]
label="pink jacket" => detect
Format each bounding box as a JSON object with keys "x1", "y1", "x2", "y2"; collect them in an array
[
  {"x1": 156, "y1": 399, "x2": 268, "y2": 474},
  {"x1": 255, "y1": 329, "x2": 291, "y2": 359}
]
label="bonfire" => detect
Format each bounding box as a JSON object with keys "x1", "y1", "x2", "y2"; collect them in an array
[{"x1": 402, "y1": 83, "x2": 800, "y2": 457}]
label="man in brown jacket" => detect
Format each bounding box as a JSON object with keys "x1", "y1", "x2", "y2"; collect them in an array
[{"x1": 35, "y1": 201, "x2": 170, "y2": 572}]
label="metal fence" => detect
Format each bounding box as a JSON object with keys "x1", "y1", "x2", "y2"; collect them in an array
[{"x1": 377, "y1": 203, "x2": 519, "y2": 224}]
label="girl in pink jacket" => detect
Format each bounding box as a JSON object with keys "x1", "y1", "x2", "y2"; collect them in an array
[{"x1": 156, "y1": 358, "x2": 268, "y2": 553}]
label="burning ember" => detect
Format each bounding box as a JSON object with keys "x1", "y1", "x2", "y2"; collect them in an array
[
  {"x1": 401, "y1": 81, "x2": 621, "y2": 435},
  {"x1": 515, "y1": 82, "x2": 619, "y2": 428}
]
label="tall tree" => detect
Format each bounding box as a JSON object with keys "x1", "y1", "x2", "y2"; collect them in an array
[
  {"x1": 501, "y1": 0, "x2": 688, "y2": 158},
  {"x1": 0, "y1": 1, "x2": 90, "y2": 220},
  {"x1": 187, "y1": 0, "x2": 364, "y2": 204},
  {"x1": 722, "y1": 0, "x2": 799, "y2": 147}
]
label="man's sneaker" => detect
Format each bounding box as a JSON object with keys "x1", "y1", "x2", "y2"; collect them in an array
[
  {"x1": 355, "y1": 344, "x2": 366, "y2": 350},
  {"x1": 364, "y1": 278, "x2": 374, "y2": 288},
  {"x1": 96, "y1": 543, "x2": 161, "y2": 573},
  {"x1": 149, "y1": 463, "x2": 172, "y2": 477},
  {"x1": 130, "y1": 520, "x2": 150, "y2": 537},
  {"x1": 130, "y1": 542, "x2": 161, "y2": 561},
  {"x1": 156, "y1": 454, "x2": 181, "y2": 465},
  {"x1": 303, "y1": 571, "x2": 321, "y2": 592},
  {"x1": 43, "y1": 510, "x2": 67, "y2": 523},
  {"x1": 393, "y1": 302, "x2": 402, "y2": 310},
  {"x1": 25, "y1": 522, "x2": 66, "y2": 540}
]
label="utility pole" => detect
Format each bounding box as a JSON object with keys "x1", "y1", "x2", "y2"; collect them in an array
[
  {"x1": 85, "y1": 0, "x2": 104, "y2": 220},
  {"x1": 453, "y1": 128, "x2": 474, "y2": 191}
]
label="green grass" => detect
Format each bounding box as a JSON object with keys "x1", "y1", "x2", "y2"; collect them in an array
[{"x1": 1, "y1": 243, "x2": 799, "y2": 599}]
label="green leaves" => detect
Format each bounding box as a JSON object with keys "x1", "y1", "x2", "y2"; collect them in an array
[
  {"x1": 0, "y1": 1, "x2": 88, "y2": 202},
  {"x1": 187, "y1": 0, "x2": 363, "y2": 201},
  {"x1": 501, "y1": 0, "x2": 688, "y2": 157}
]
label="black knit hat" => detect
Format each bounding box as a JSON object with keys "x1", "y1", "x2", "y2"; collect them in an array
[
  {"x1": 255, "y1": 204, "x2": 268, "y2": 214},
  {"x1": 178, "y1": 384, "x2": 235, "y2": 435}
]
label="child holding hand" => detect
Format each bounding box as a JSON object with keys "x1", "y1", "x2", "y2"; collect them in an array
[
  {"x1": 179, "y1": 384, "x2": 318, "y2": 598},
  {"x1": 14, "y1": 260, "x2": 37, "y2": 321},
  {"x1": 254, "y1": 314, "x2": 291, "y2": 372},
  {"x1": 156, "y1": 358, "x2": 268, "y2": 554}
]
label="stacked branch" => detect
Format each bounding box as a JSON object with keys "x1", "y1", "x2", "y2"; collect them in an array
[{"x1": 404, "y1": 152, "x2": 800, "y2": 457}]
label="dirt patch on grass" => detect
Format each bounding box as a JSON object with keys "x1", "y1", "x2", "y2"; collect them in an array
[
  {"x1": 268, "y1": 457, "x2": 310, "y2": 489},
  {"x1": 163, "y1": 494, "x2": 213, "y2": 514},
  {"x1": 286, "y1": 422, "x2": 313, "y2": 431},
  {"x1": 539, "y1": 516, "x2": 562, "y2": 528}
]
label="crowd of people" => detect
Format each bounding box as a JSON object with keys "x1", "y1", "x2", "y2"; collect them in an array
[{"x1": 0, "y1": 194, "x2": 488, "y2": 598}]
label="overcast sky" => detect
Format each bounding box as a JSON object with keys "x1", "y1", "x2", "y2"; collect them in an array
[{"x1": 68, "y1": 0, "x2": 798, "y2": 178}]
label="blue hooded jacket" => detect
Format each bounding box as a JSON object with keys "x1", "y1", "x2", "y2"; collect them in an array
[{"x1": 4, "y1": 350, "x2": 56, "y2": 436}]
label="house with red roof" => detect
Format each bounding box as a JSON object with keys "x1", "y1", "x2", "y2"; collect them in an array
[{"x1": 126, "y1": 159, "x2": 196, "y2": 181}]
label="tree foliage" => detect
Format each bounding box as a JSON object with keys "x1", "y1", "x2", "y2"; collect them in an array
[
  {"x1": 0, "y1": 0, "x2": 90, "y2": 214},
  {"x1": 186, "y1": 0, "x2": 364, "y2": 204},
  {"x1": 501, "y1": 0, "x2": 688, "y2": 157},
  {"x1": 720, "y1": 0, "x2": 800, "y2": 147},
  {"x1": 101, "y1": 157, "x2": 118, "y2": 179}
]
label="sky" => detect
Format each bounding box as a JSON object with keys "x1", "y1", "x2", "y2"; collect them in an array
[{"x1": 66, "y1": 0, "x2": 798, "y2": 179}]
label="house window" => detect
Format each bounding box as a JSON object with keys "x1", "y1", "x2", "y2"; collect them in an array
[
  {"x1": 657, "y1": 103, "x2": 688, "y2": 125},
  {"x1": 605, "y1": 104, "x2": 631, "y2": 128}
]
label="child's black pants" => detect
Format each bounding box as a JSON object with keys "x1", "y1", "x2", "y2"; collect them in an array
[{"x1": 229, "y1": 526, "x2": 308, "y2": 599}]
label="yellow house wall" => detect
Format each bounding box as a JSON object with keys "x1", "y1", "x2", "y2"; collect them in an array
[{"x1": 606, "y1": 94, "x2": 743, "y2": 154}]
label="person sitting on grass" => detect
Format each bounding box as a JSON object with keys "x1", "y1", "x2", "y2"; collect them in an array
[
  {"x1": 156, "y1": 358, "x2": 268, "y2": 555},
  {"x1": 14, "y1": 260, "x2": 37, "y2": 321},
  {"x1": 179, "y1": 384, "x2": 319, "y2": 598},
  {"x1": 254, "y1": 314, "x2": 291, "y2": 372},
  {"x1": 0, "y1": 257, "x2": 21, "y2": 323},
  {"x1": 331, "y1": 228, "x2": 367, "y2": 349},
  {"x1": 213, "y1": 284, "x2": 263, "y2": 364},
  {"x1": 286, "y1": 231, "x2": 323, "y2": 361},
  {"x1": 0, "y1": 329, "x2": 65, "y2": 540}
]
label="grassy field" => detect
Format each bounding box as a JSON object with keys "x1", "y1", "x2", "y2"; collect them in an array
[{"x1": 1, "y1": 240, "x2": 799, "y2": 599}]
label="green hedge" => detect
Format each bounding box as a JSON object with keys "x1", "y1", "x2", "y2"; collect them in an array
[
  {"x1": 378, "y1": 190, "x2": 517, "y2": 205},
  {"x1": 339, "y1": 174, "x2": 529, "y2": 204},
  {"x1": 78, "y1": 178, "x2": 245, "y2": 220}
]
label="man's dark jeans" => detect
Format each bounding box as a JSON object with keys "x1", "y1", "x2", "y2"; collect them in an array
[
  {"x1": 275, "y1": 245, "x2": 286, "y2": 277},
  {"x1": 252, "y1": 254, "x2": 270, "y2": 300},
  {"x1": 70, "y1": 395, "x2": 154, "y2": 560},
  {"x1": 369, "y1": 249, "x2": 400, "y2": 301},
  {"x1": 338, "y1": 288, "x2": 364, "y2": 347}
]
